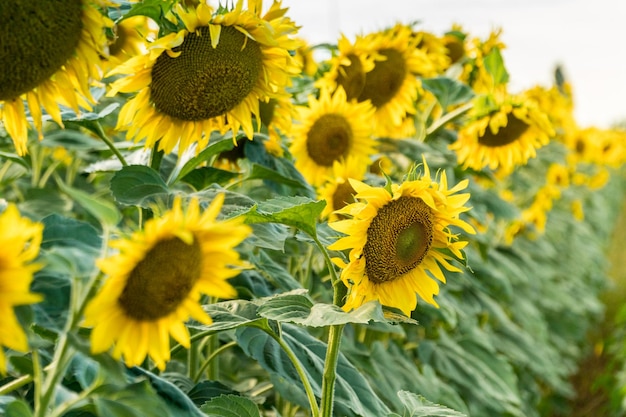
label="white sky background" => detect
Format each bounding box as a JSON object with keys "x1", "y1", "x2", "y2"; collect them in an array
[{"x1": 282, "y1": 0, "x2": 626, "y2": 128}]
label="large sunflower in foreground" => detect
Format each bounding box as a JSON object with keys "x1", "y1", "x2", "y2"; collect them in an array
[
  {"x1": 328, "y1": 159, "x2": 475, "y2": 316},
  {"x1": 107, "y1": 1, "x2": 300, "y2": 155},
  {"x1": 0, "y1": 204, "x2": 43, "y2": 374},
  {"x1": 0, "y1": 0, "x2": 111, "y2": 155},
  {"x1": 290, "y1": 87, "x2": 377, "y2": 186},
  {"x1": 450, "y1": 93, "x2": 554, "y2": 174},
  {"x1": 83, "y1": 195, "x2": 251, "y2": 370}
]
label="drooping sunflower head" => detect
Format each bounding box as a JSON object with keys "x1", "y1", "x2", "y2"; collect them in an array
[
  {"x1": 290, "y1": 86, "x2": 377, "y2": 186},
  {"x1": 0, "y1": 0, "x2": 112, "y2": 155},
  {"x1": 108, "y1": 0, "x2": 300, "y2": 155},
  {"x1": 521, "y1": 84, "x2": 576, "y2": 140},
  {"x1": 412, "y1": 30, "x2": 452, "y2": 77},
  {"x1": 0, "y1": 204, "x2": 44, "y2": 374},
  {"x1": 84, "y1": 195, "x2": 251, "y2": 370},
  {"x1": 450, "y1": 93, "x2": 554, "y2": 174},
  {"x1": 328, "y1": 158, "x2": 475, "y2": 316}
]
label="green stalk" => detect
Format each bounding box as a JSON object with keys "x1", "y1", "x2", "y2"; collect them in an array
[
  {"x1": 267, "y1": 331, "x2": 320, "y2": 417},
  {"x1": 319, "y1": 323, "x2": 344, "y2": 417},
  {"x1": 312, "y1": 235, "x2": 345, "y2": 417},
  {"x1": 34, "y1": 227, "x2": 112, "y2": 417},
  {"x1": 92, "y1": 121, "x2": 127, "y2": 167},
  {"x1": 193, "y1": 341, "x2": 237, "y2": 384}
]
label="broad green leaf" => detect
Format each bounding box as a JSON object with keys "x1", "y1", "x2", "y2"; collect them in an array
[
  {"x1": 41, "y1": 214, "x2": 101, "y2": 250},
  {"x1": 127, "y1": 368, "x2": 205, "y2": 416},
  {"x1": 188, "y1": 300, "x2": 266, "y2": 334},
  {"x1": 173, "y1": 135, "x2": 236, "y2": 183},
  {"x1": 110, "y1": 165, "x2": 169, "y2": 207},
  {"x1": 250, "y1": 250, "x2": 303, "y2": 291},
  {"x1": 483, "y1": 47, "x2": 509, "y2": 86},
  {"x1": 422, "y1": 77, "x2": 475, "y2": 110},
  {"x1": 188, "y1": 381, "x2": 238, "y2": 407},
  {"x1": 245, "y1": 163, "x2": 313, "y2": 193},
  {"x1": 91, "y1": 381, "x2": 176, "y2": 417},
  {"x1": 236, "y1": 324, "x2": 390, "y2": 417},
  {"x1": 388, "y1": 391, "x2": 467, "y2": 417},
  {"x1": 56, "y1": 181, "x2": 121, "y2": 226},
  {"x1": 0, "y1": 151, "x2": 29, "y2": 168},
  {"x1": 256, "y1": 291, "x2": 415, "y2": 327},
  {"x1": 181, "y1": 166, "x2": 239, "y2": 189},
  {"x1": 5, "y1": 399, "x2": 33, "y2": 417},
  {"x1": 243, "y1": 196, "x2": 326, "y2": 238},
  {"x1": 19, "y1": 188, "x2": 69, "y2": 218},
  {"x1": 200, "y1": 394, "x2": 261, "y2": 417}
]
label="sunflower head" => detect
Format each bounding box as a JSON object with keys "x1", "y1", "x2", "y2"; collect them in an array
[
  {"x1": 0, "y1": 204, "x2": 44, "y2": 374},
  {"x1": 328, "y1": 158, "x2": 475, "y2": 316},
  {"x1": 84, "y1": 195, "x2": 251, "y2": 370},
  {"x1": 108, "y1": 0, "x2": 299, "y2": 155},
  {"x1": 318, "y1": 157, "x2": 369, "y2": 221},
  {"x1": 450, "y1": 93, "x2": 554, "y2": 174},
  {"x1": 0, "y1": 0, "x2": 111, "y2": 155},
  {"x1": 290, "y1": 86, "x2": 377, "y2": 186}
]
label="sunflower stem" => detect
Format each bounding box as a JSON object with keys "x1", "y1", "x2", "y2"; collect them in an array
[
  {"x1": 35, "y1": 227, "x2": 112, "y2": 417},
  {"x1": 92, "y1": 121, "x2": 128, "y2": 167},
  {"x1": 319, "y1": 323, "x2": 344, "y2": 417},
  {"x1": 0, "y1": 373, "x2": 33, "y2": 396},
  {"x1": 193, "y1": 340, "x2": 237, "y2": 384},
  {"x1": 150, "y1": 142, "x2": 164, "y2": 171},
  {"x1": 425, "y1": 101, "x2": 474, "y2": 136},
  {"x1": 267, "y1": 330, "x2": 321, "y2": 417}
]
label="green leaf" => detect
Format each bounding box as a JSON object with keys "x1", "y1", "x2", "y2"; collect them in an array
[
  {"x1": 181, "y1": 167, "x2": 239, "y2": 189},
  {"x1": 236, "y1": 324, "x2": 390, "y2": 417},
  {"x1": 127, "y1": 368, "x2": 205, "y2": 417},
  {"x1": 91, "y1": 381, "x2": 177, "y2": 417},
  {"x1": 188, "y1": 300, "x2": 266, "y2": 334},
  {"x1": 0, "y1": 151, "x2": 29, "y2": 168},
  {"x1": 483, "y1": 47, "x2": 509, "y2": 86},
  {"x1": 200, "y1": 394, "x2": 261, "y2": 417},
  {"x1": 41, "y1": 214, "x2": 101, "y2": 250},
  {"x1": 188, "y1": 381, "x2": 238, "y2": 407},
  {"x1": 243, "y1": 196, "x2": 325, "y2": 238},
  {"x1": 422, "y1": 77, "x2": 475, "y2": 110},
  {"x1": 110, "y1": 165, "x2": 169, "y2": 207},
  {"x1": 5, "y1": 399, "x2": 33, "y2": 417},
  {"x1": 56, "y1": 181, "x2": 121, "y2": 226},
  {"x1": 256, "y1": 290, "x2": 416, "y2": 327},
  {"x1": 390, "y1": 391, "x2": 467, "y2": 417},
  {"x1": 250, "y1": 250, "x2": 303, "y2": 291},
  {"x1": 245, "y1": 163, "x2": 312, "y2": 192},
  {"x1": 173, "y1": 135, "x2": 236, "y2": 183}
]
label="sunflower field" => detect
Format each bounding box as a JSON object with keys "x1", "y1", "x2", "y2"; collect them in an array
[{"x1": 2, "y1": 1, "x2": 626, "y2": 416}]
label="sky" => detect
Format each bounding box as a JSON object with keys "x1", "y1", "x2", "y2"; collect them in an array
[{"x1": 282, "y1": 0, "x2": 626, "y2": 128}]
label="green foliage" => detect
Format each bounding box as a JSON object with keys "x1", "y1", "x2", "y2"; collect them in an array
[{"x1": 0, "y1": 4, "x2": 624, "y2": 417}]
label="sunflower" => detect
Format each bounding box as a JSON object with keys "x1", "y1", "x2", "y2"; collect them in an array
[
  {"x1": 0, "y1": 204, "x2": 43, "y2": 374},
  {"x1": 320, "y1": 24, "x2": 429, "y2": 139},
  {"x1": 103, "y1": 15, "x2": 156, "y2": 72},
  {"x1": 290, "y1": 86, "x2": 377, "y2": 186},
  {"x1": 107, "y1": 0, "x2": 300, "y2": 155},
  {"x1": 318, "y1": 157, "x2": 369, "y2": 221},
  {"x1": 328, "y1": 158, "x2": 475, "y2": 316},
  {"x1": 450, "y1": 93, "x2": 554, "y2": 174},
  {"x1": 83, "y1": 195, "x2": 251, "y2": 370},
  {"x1": 0, "y1": 0, "x2": 112, "y2": 155},
  {"x1": 258, "y1": 91, "x2": 295, "y2": 157}
]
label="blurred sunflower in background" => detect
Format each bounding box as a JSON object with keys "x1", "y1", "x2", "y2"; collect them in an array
[
  {"x1": 450, "y1": 92, "x2": 554, "y2": 174},
  {"x1": 317, "y1": 157, "x2": 368, "y2": 221},
  {"x1": 320, "y1": 24, "x2": 430, "y2": 138},
  {"x1": 328, "y1": 158, "x2": 475, "y2": 316},
  {"x1": 107, "y1": 0, "x2": 300, "y2": 155},
  {"x1": 0, "y1": 204, "x2": 43, "y2": 374},
  {"x1": 103, "y1": 14, "x2": 157, "y2": 72},
  {"x1": 290, "y1": 86, "x2": 377, "y2": 186},
  {"x1": 0, "y1": 0, "x2": 112, "y2": 155},
  {"x1": 84, "y1": 195, "x2": 250, "y2": 370}
]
